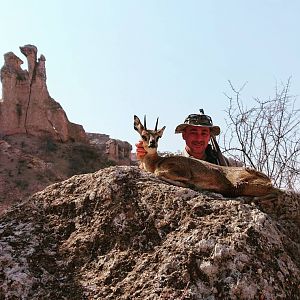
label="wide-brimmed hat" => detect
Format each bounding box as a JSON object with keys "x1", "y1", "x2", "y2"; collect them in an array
[{"x1": 175, "y1": 110, "x2": 220, "y2": 136}]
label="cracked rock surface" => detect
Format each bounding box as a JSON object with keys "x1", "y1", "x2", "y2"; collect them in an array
[{"x1": 0, "y1": 166, "x2": 299, "y2": 299}]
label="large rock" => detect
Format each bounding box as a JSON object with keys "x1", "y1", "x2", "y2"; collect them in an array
[
  {"x1": 0, "y1": 166, "x2": 299, "y2": 299},
  {"x1": 0, "y1": 45, "x2": 87, "y2": 142}
]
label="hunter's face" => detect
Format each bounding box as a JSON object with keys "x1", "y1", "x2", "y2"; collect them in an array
[{"x1": 182, "y1": 126, "x2": 210, "y2": 157}]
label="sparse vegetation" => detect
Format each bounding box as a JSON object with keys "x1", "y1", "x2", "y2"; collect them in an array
[
  {"x1": 14, "y1": 179, "x2": 28, "y2": 189},
  {"x1": 17, "y1": 159, "x2": 26, "y2": 175},
  {"x1": 223, "y1": 79, "x2": 300, "y2": 191},
  {"x1": 67, "y1": 143, "x2": 116, "y2": 176},
  {"x1": 16, "y1": 103, "x2": 22, "y2": 117},
  {"x1": 45, "y1": 137, "x2": 58, "y2": 152},
  {"x1": 16, "y1": 73, "x2": 26, "y2": 81}
]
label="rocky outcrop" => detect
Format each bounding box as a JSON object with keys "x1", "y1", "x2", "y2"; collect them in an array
[
  {"x1": 87, "y1": 133, "x2": 132, "y2": 165},
  {"x1": 105, "y1": 139, "x2": 132, "y2": 165},
  {"x1": 87, "y1": 132, "x2": 110, "y2": 151},
  {"x1": 0, "y1": 166, "x2": 299, "y2": 299},
  {"x1": 0, "y1": 45, "x2": 87, "y2": 142}
]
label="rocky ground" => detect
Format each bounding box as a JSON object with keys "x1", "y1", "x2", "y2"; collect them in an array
[{"x1": 0, "y1": 165, "x2": 299, "y2": 299}]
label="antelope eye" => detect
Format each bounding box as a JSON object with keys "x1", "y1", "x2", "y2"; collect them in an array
[{"x1": 141, "y1": 135, "x2": 147, "y2": 141}]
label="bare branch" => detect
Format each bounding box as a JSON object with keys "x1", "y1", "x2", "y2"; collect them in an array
[{"x1": 222, "y1": 79, "x2": 300, "y2": 191}]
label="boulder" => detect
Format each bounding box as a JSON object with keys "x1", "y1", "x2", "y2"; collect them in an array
[{"x1": 0, "y1": 166, "x2": 299, "y2": 299}]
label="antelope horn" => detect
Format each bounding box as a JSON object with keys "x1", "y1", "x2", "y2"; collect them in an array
[
  {"x1": 144, "y1": 115, "x2": 147, "y2": 130},
  {"x1": 155, "y1": 117, "x2": 159, "y2": 131}
]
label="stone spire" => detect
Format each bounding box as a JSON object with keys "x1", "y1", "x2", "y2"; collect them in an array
[
  {"x1": 19, "y1": 44, "x2": 37, "y2": 81},
  {"x1": 0, "y1": 45, "x2": 87, "y2": 142}
]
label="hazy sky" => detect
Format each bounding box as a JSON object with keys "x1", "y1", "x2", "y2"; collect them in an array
[{"x1": 0, "y1": 0, "x2": 299, "y2": 152}]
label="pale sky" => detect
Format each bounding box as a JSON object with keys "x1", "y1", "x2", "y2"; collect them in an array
[{"x1": 0, "y1": 0, "x2": 299, "y2": 152}]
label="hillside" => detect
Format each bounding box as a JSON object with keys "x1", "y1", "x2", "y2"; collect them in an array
[
  {"x1": 0, "y1": 134, "x2": 114, "y2": 214},
  {"x1": 1, "y1": 166, "x2": 299, "y2": 299}
]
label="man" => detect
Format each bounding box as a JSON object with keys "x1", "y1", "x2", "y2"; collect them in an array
[{"x1": 136, "y1": 110, "x2": 241, "y2": 166}]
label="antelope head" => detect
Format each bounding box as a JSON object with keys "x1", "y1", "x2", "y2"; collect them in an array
[{"x1": 134, "y1": 115, "x2": 166, "y2": 154}]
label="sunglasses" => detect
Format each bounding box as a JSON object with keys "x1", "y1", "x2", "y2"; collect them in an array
[{"x1": 184, "y1": 114, "x2": 213, "y2": 126}]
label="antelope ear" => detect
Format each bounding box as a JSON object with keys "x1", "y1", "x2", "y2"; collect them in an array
[
  {"x1": 134, "y1": 115, "x2": 144, "y2": 133},
  {"x1": 157, "y1": 126, "x2": 166, "y2": 137}
]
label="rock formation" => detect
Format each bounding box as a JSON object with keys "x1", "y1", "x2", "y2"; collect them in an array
[
  {"x1": 105, "y1": 139, "x2": 132, "y2": 165},
  {"x1": 0, "y1": 45, "x2": 134, "y2": 215},
  {"x1": 0, "y1": 45, "x2": 134, "y2": 163},
  {"x1": 87, "y1": 132, "x2": 111, "y2": 151},
  {"x1": 87, "y1": 133, "x2": 133, "y2": 165},
  {"x1": 0, "y1": 45, "x2": 87, "y2": 142},
  {"x1": 0, "y1": 166, "x2": 299, "y2": 299}
]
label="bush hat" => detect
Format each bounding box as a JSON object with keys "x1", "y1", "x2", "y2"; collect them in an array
[{"x1": 175, "y1": 110, "x2": 220, "y2": 136}]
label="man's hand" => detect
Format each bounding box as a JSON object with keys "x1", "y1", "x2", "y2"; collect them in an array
[{"x1": 135, "y1": 140, "x2": 147, "y2": 160}]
